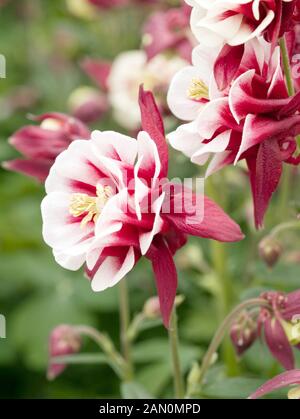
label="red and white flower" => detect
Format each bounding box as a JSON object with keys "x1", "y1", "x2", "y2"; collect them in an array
[
  {"x1": 41, "y1": 87, "x2": 243, "y2": 327},
  {"x1": 168, "y1": 38, "x2": 300, "y2": 227},
  {"x1": 186, "y1": 0, "x2": 297, "y2": 47}
]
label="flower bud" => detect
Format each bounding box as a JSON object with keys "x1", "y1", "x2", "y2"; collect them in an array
[
  {"x1": 47, "y1": 325, "x2": 81, "y2": 380},
  {"x1": 143, "y1": 296, "x2": 161, "y2": 319},
  {"x1": 68, "y1": 86, "x2": 108, "y2": 123},
  {"x1": 4, "y1": 112, "x2": 90, "y2": 182},
  {"x1": 230, "y1": 311, "x2": 257, "y2": 356},
  {"x1": 66, "y1": 0, "x2": 96, "y2": 20},
  {"x1": 259, "y1": 236, "x2": 282, "y2": 268}
]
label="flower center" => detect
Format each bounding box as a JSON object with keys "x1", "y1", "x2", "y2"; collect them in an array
[
  {"x1": 188, "y1": 78, "x2": 209, "y2": 101},
  {"x1": 69, "y1": 184, "x2": 113, "y2": 228}
]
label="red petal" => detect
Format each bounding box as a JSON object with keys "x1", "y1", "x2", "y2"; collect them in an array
[
  {"x1": 277, "y1": 90, "x2": 300, "y2": 118},
  {"x1": 162, "y1": 183, "x2": 244, "y2": 242},
  {"x1": 3, "y1": 159, "x2": 51, "y2": 182},
  {"x1": 264, "y1": 317, "x2": 294, "y2": 370},
  {"x1": 247, "y1": 140, "x2": 283, "y2": 229},
  {"x1": 249, "y1": 369, "x2": 300, "y2": 399},
  {"x1": 214, "y1": 44, "x2": 244, "y2": 91},
  {"x1": 147, "y1": 235, "x2": 177, "y2": 328},
  {"x1": 138, "y1": 86, "x2": 168, "y2": 177},
  {"x1": 80, "y1": 58, "x2": 111, "y2": 91}
]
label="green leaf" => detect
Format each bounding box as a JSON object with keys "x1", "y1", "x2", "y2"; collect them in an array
[
  {"x1": 121, "y1": 382, "x2": 154, "y2": 399},
  {"x1": 10, "y1": 294, "x2": 96, "y2": 370},
  {"x1": 201, "y1": 377, "x2": 265, "y2": 399}
]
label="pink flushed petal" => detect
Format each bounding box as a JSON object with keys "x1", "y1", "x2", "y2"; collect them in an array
[
  {"x1": 80, "y1": 58, "x2": 111, "y2": 91},
  {"x1": 138, "y1": 86, "x2": 168, "y2": 178},
  {"x1": 282, "y1": 290, "x2": 300, "y2": 320},
  {"x1": 137, "y1": 131, "x2": 161, "y2": 183},
  {"x1": 9, "y1": 126, "x2": 71, "y2": 160},
  {"x1": 247, "y1": 141, "x2": 282, "y2": 229},
  {"x1": 32, "y1": 112, "x2": 91, "y2": 141},
  {"x1": 3, "y1": 159, "x2": 51, "y2": 182},
  {"x1": 191, "y1": 129, "x2": 232, "y2": 166},
  {"x1": 91, "y1": 130, "x2": 137, "y2": 166},
  {"x1": 267, "y1": 47, "x2": 288, "y2": 99},
  {"x1": 195, "y1": 97, "x2": 237, "y2": 139},
  {"x1": 162, "y1": 185, "x2": 244, "y2": 243},
  {"x1": 229, "y1": 70, "x2": 289, "y2": 124},
  {"x1": 235, "y1": 114, "x2": 300, "y2": 164},
  {"x1": 249, "y1": 369, "x2": 300, "y2": 399},
  {"x1": 139, "y1": 192, "x2": 165, "y2": 255},
  {"x1": 277, "y1": 90, "x2": 300, "y2": 118},
  {"x1": 264, "y1": 316, "x2": 295, "y2": 370},
  {"x1": 90, "y1": 246, "x2": 136, "y2": 292},
  {"x1": 214, "y1": 44, "x2": 244, "y2": 91},
  {"x1": 240, "y1": 38, "x2": 265, "y2": 76},
  {"x1": 147, "y1": 235, "x2": 178, "y2": 329},
  {"x1": 206, "y1": 150, "x2": 236, "y2": 178}
]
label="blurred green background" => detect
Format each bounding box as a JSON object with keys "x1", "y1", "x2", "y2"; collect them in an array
[{"x1": 1, "y1": 0, "x2": 300, "y2": 399}]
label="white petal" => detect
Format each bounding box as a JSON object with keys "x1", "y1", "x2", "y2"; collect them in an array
[
  {"x1": 91, "y1": 247, "x2": 135, "y2": 292},
  {"x1": 167, "y1": 66, "x2": 206, "y2": 121},
  {"x1": 41, "y1": 191, "x2": 94, "y2": 252}
]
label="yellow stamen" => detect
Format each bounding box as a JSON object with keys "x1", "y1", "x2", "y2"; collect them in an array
[
  {"x1": 69, "y1": 184, "x2": 113, "y2": 228},
  {"x1": 188, "y1": 78, "x2": 209, "y2": 101},
  {"x1": 281, "y1": 317, "x2": 300, "y2": 346}
]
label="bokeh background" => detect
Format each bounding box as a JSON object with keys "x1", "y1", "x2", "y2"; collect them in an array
[{"x1": 1, "y1": 0, "x2": 300, "y2": 399}]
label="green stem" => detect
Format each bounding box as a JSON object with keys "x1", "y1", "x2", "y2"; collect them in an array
[
  {"x1": 119, "y1": 279, "x2": 134, "y2": 381},
  {"x1": 169, "y1": 308, "x2": 185, "y2": 399},
  {"x1": 206, "y1": 176, "x2": 238, "y2": 376},
  {"x1": 186, "y1": 298, "x2": 270, "y2": 398},
  {"x1": 74, "y1": 326, "x2": 127, "y2": 379},
  {"x1": 270, "y1": 219, "x2": 300, "y2": 237},
  {"x1": 278, "y1": 35, "x2": 296, "y2": 216}
]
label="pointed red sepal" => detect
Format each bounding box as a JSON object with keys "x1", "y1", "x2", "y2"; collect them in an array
[{"x1": 138, "y1": 85, "x2": 168, "y2": 178}]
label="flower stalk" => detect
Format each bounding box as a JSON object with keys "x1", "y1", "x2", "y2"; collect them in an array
[
  {"x1": 119, "y1": 279, "x2": 134, "y2": 381},
  {"x1": 206, "y1": 175, "x2": 238, "y2": 376},
  {"x1": 186, "y1": 298, "x2": 270, "y2": 398},
  {"x1": 278, "y1": 35, "x2": 297, "y2": 216},
  {"x1": 169, "y1": 307, "x2": 185, "y2": 399},
  {"x1": 73, "y1": 325, "x2": 128, "y2": 380}
]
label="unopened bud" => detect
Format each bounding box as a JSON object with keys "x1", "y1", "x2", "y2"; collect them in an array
[
  {"x1": 68, "y1": 86, "x2": 108, "y2": 123},
  {"x1": 66, "y1": 0, "x2": 96, "y2": 20},
  {"x1": 259, "y1": 236, "x2": 282, "y2": 268},
  {"x1": 47, "y1": 325, "x2": 81, "y2": 380},
  {"x1": 143, "y1": 297, "x2": 161, "y2": 319},
  {"x1": 230, "y1": 311, "x2": 257, "y2": 356}
]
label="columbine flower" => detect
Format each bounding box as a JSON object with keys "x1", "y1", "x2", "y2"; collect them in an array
[
  {"x1": 230, "y1": 290, "x2": 300, "y2": 369},
  {"x1": 4, "y1": 113, "x2": 90, "y2": 182},
  {"x1": 41, "y1": 87, "x2": 243, "y2": 327},
  {"x1": 108, "y1": 51, "x2": 188, "y2": 130},
  {"x1": 185, "y1": 0, "x2": 297, "y2": 47},
  {"x1": 47, "y1": 325, "x2": 81, "y2": 380},
  {"x1": 168, "y1": 38, "x2": 300, "y2": 227},
  {"x1": 143, "y1": 3, "x2": 194, "y2": 61},
  {"x1": 249, "y1": 369, "x2": 300, "y2": 399}
]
